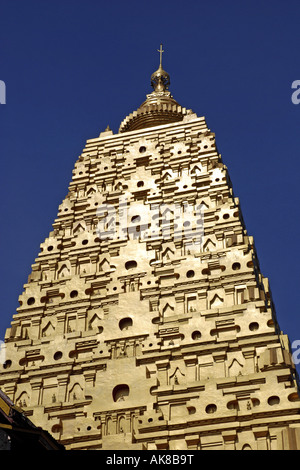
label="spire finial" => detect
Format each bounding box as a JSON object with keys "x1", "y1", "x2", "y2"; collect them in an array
[
  {"x1": 157, "y1": 43, "x2": 164, "y2": 68},
  {"x1": 151, "y1": 43, "x2": 170, "y2": 92}
]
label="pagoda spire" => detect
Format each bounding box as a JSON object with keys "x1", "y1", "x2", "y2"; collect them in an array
[
  {"x1": 118, "y1": 44, "x2": 195, "y2": 132},
  {"x1": 150, "y1": 43, "x2": 170, "y2": 92}
]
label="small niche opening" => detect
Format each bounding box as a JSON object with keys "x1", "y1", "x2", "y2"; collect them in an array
[
  {"x1": 232, "y1": 262, "x2": 241, "y2": 270},
  {"x1": 249, "y1": 322, "x2": 259, "y2": 331},
  {"x1": 205, "y1": 404, "x2": 217, "y2": 414},
  {"x1": 268, "y1": 396, "x2": 280, "y2": 406},
  {"x1": 191, "y1": 330, "x2": 201, "y2": 340},
  {"x1": 54, "y1": 351, "x2": 63, "y2": 360},
  {"x1": 27, "y1": 297, "x2": 35, "y2": 306},
  {"x1": 125, "y1": 260, "x2": 137, "y2": 270},
  {"x1": 119, "y1": 317, "x2": 133, "y2": 331},
  {"x1": 186, "y1": 270, "x2": 195, "y2": 278},
  {"x1": 112, "y1": 384, "x2": 129, "y2": 402}
]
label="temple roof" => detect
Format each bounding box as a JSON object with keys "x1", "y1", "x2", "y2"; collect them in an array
[
  {"x1": 119, "y1": 44, "x2": 195, "y2": 133},
  {"x1": 0, "y1": 389, "x2": 64, "y2": 450}
]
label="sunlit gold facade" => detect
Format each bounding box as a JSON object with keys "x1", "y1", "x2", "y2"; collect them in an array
[{"x1": 1, "y1": 51, "x2": 300, "y2": 450}]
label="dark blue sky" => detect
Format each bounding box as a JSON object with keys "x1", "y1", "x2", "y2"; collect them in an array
[{"x1": 1, "y1": 1, "x2": 300, "y2": 369}]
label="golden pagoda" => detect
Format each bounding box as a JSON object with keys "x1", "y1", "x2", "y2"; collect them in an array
[{"x1": 1, "y1": 46, "x2": 299, "y2": 450}]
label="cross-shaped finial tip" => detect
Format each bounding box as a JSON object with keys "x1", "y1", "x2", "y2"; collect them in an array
[{"x1": 157, "y1": 43, "x2": 164, "y2": 67}]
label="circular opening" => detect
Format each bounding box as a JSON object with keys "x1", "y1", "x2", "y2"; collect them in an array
[
  {"x1": 191, "y1": 331, "x2": 201, "y2": 340},
  {"x1": 82, "y1": 239, "x2": 88, "y2": 245},
  {"x1": 205, "y1": 404, "x2": 217, "y2": 414},
  {"x1": 52, "y1": 424, "x2": 62, "y2": 433},
  {"x1": 232, "y1": 262, "x2": 241, "y2": 270},
  {"x1": 125, "y1": 260, "x2": 137, "y2": 270},
  {"x1": 27, "y1": 297, "x2": 35, "y2": 306},
  {"x1": 131, "y1": 215, "x2": 141, "y2": 223},
  {"x1": 249, "y1": 322, "x2": 259, "y2": 331},
  {"x1": 3, "y1": 360, "x2": 12, "y2": 370},
  {"x1": 288, "y1": 393, "x2": 300, "y2": 402},
  {"x1": 223, "y1": 213, "x2": 230, "y2": 219},
  {"x1": 139, "y1": 146, "x2": 146, "y2": 153},
  {"x1": 183, "y1": 221, "x2": 190, "y2": 227},
  {"x1": 112, "y1": 384, "x2": 129, "y2": 402},
  {"x1": 47, "y1": 246, "x2": 54, "y2": 251},
  {"x1": 227, "y1": 400, "x2": 239, "y2": 410},
  {"x1": 268, "y1": 396, "x2": 280, "y2": 406},
  {"x1": 70, "y1": 290, "x2": 78, "y2": 298},
  {"x1": 119, "y1": 317, "x2": 133, "y2": 331},
  {"x1": 186, "y1": 270, "x2": 195, "y2": 278},
  {"x1": 137, "y1": 181, "x2": 144, "y2": 187},
  {"x1": 54, "y1": 351, "x2": 63, "y2": 360},
  {"x1": 252, "y1": 398, "x2": 260, "y2": 407}
]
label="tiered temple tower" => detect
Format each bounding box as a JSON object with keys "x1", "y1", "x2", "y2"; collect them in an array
[{"x1": 1, "y1": 47, "x2": 300, "y2": 450}]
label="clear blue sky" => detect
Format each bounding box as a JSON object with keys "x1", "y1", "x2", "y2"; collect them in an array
[{"x1": 1, "y1": 1, "x2": 300, "y2": 370}]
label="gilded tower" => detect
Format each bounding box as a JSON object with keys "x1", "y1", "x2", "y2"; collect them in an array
[{"x1": 1, "y1": 47, "x2": 300, "y2": 450}]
